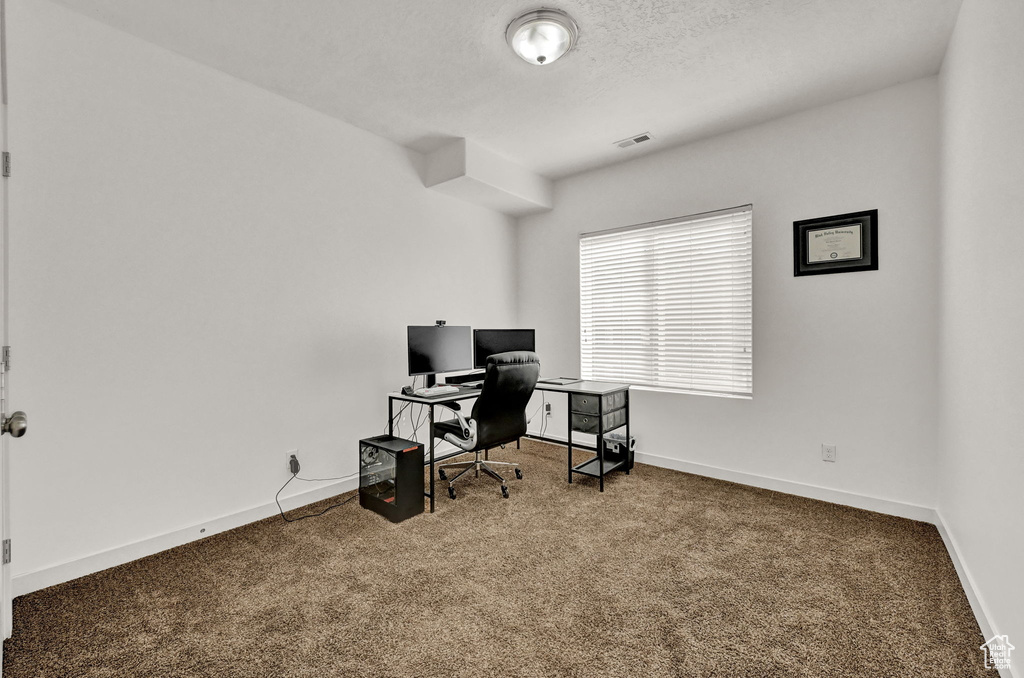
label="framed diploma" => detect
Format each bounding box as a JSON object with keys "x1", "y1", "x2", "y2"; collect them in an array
[{"x1": 793, "y1": 209, "x2": 878, "y2": 276}]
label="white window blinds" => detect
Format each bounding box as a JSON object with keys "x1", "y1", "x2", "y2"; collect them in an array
[{"x1": 580, "y1": 205, "x2": 753, "y2": 398}]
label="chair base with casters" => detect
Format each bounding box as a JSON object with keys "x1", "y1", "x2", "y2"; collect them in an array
[{"x1": 437, "y1": 444, "x2": 523, "y2": 499}]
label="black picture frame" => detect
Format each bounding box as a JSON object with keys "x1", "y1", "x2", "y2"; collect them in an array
[{"x1": 793, "y1": 209, "x2": 878, "y2": 276}]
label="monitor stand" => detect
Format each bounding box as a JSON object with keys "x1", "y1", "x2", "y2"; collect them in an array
[{"x1": 425, "y1": 374, "x2": 438, "y2": 388}]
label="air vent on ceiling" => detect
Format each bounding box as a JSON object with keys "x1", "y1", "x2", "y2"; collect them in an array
[{"x1": 615, "y1": 132, "x2": 653, "y2": 149}]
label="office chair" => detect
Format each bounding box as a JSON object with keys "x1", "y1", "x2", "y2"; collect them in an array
[{"x1": 434, "y1": 351, "x2": 540, "y2": 499}]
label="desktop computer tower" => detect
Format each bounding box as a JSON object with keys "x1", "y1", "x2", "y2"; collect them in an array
[{"x1": 359, "y1": 435, "x2": 424, "y2": 523}]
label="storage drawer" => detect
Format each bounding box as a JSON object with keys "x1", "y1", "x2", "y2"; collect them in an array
[
  {"x1": 571, "y1": 407, "x2": 626, "y2": 434},
  {"x1": 570, "y1": 390, "x2": 626, "y2": 415}
]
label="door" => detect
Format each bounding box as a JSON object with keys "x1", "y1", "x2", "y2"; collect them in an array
[
  {"x1": 0, "y1": 1, "x2": 30, "y2": 663},
  {"x1": 0, "y1": 0, "x2": 8, "y2": 667},
  {"x1": 0, "y1": 0, "x2": 22, "y2": 658}
]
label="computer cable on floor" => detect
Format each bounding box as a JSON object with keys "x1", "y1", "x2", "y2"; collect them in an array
[{"x1": 275, "y1": 463, "x2": 359, "y2": 523}]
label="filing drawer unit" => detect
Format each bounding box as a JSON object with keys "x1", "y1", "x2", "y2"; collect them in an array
[
  {"x1": 567, "y1": 387, "x2": 630, "y2": 486},
  {"x1": 359, "y1": 435, "x2": 424, "y2": 523},
  {"x1": 570, "y1": 390, "x2": 626, "y2": 416},
  {"x1": 571, "y1": 408, "x2": 626, "y2": 434},
  {"x1": 570, "y1": 391, "x2": 627, "y2": 434}
]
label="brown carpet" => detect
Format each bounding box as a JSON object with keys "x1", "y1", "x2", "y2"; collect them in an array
[{"x1": 3, "y1": 440, "x2": 994, "y2": 677}]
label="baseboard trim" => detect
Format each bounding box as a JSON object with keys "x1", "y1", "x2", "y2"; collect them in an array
[
  {"x1": 525, "y1": 430, "x2": 937, "y2": 522},
  {"x1": 12, "y1": 476, "x2": 359, "y2": 597},
  {"x1": 632, "y1": 450, "x2": 938, "y2": 523},
  {"x1": 932, "y1": 510, "x2": 1016, "y2": 678}
]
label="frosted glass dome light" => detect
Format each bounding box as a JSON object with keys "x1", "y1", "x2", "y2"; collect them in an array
[{"x1": 506, "y1": 9, "x2": 579, "y2": 66}]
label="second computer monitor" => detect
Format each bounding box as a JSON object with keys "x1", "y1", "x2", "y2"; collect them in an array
[{"x1": 473, "y1": 329, "x2": 536, "y2": 369}]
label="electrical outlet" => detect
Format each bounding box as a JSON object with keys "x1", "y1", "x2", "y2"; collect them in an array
[
  {"x1": 544, "y1": 403, "x2": 552, "y2": 417},
  {"x1": 286, "y1": 449, "x2": 299, "y2": 472},
  {"x1": 822, "y1": 444, "x2": 837, "y2": 463}
]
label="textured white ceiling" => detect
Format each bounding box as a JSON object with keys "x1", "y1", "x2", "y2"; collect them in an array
[{"x1": 50, "y1": 0, "x2": 962, "y2": 179}]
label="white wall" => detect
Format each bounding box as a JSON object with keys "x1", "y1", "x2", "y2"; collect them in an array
[
  {"x1": 6, "y1": 0, "x2": 517, "y2": 585},
  {"x1": 939, "y1": 0, "x2": 1024, "y2": 671},
  {"x1": 519, "y1": 79, "x2": 941, "y2": 510}
]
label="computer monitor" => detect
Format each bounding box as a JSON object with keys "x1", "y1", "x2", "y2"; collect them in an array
[
  {"x1": 473, "y1": 329, "x2": 536, "y2": 369},
  {"x1": 407, "y1": 325, "x2": 472, "y2": 386}
]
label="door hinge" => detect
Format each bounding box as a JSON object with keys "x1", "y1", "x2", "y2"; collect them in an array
[
  {"x1": 1, "y1": 346, "x2": 9, "y2": 371},
  {"x1": 2, "y1": 152, "x2": 9, "y2": 178},
  {"x1": 2, "y1": 539, "x2": 10, "y2": 565}
]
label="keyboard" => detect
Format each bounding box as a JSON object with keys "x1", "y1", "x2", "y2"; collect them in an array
[{"x1": 413, "y1": 385, "x2": 460, "y2": 397}]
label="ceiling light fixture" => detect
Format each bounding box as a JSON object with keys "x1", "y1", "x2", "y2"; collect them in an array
[{"x1": 506, "y1": 8, "x2": 579, "y2": 66}]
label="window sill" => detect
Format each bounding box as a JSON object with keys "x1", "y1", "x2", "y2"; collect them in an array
[{"x1": 624, "y1": 384, "x2": 752, "y2": 400}]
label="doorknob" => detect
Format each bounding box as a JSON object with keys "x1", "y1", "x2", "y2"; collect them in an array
[{"x1": 2, "y1": 411, "x2": 27, "y2": 438}]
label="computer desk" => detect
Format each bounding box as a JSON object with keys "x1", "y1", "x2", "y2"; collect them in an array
[
  {"x1": 529, "y1": 380, "x2": 631, "y2": 492},
  {"x1": 387, "y1": 379, "x2": 630, "y2": 511},
  {"x1": 386, "y1": 386, "x2": 494, "y2": 513}
]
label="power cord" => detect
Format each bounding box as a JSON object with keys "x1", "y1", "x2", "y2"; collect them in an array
[
  {"x1": 386, "y1": 401, "x2": 413, "y2": 436},
  {"x1": 275, "y1": 470, "x2": 358, "y2": 523},
  {"x1": 528, "y1": 401, "x2": 543, "y2": 425},
  {"x1": 539, "y1": 392, "x2": 549, "y2": 439},
  {"x1": 385, "y1": 376, "x2": 419, "y2": 437},
  {"x1": 410, "y1": 396, "x2": 428, "y2": 442}
]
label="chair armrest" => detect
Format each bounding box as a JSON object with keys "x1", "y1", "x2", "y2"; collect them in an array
[{"x1": 438, "y1": 402, "x2": 471, "y2": 438}]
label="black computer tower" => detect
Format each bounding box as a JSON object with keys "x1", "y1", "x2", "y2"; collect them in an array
[{"x1": 359, "y1": 435, "x2": 424, "y2": 523}]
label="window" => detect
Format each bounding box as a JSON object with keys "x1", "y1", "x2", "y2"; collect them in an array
[{"x1": 579, "y1": 205, "x2": 752, "y2": 398}]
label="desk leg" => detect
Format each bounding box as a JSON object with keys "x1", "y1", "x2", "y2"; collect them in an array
[
  {"x1": 567, "y1": 393, "x2": 573, "y2": 484},
  {"x1": 429, "y1": 404, "x2": 435, "y2": 513},
  {"x1": 625, "y1": 390, "x2": 631, "y2": 475},
  {"x1": 598, "y1": 398, "x2": 605, "y2": 492},
  {"x1": 388, "y1": 397, "x2": 394, "y2": 436}
]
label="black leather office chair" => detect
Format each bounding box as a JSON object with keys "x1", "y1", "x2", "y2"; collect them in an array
[{"x1": 434, "y1": 351, "x2": 540, "y2": 499}]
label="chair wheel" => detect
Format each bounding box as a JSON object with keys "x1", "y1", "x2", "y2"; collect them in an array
[
  {"x1": 448, "y1": 487, "x2": 456, "y2": 499},
  {"x1": 438, "y1": 469, "x2": 447, "y2": 481},
  {"x1": 501, "y1": 486, "x2": 509, "y2": 498},
  {"x1": 515, "y1": 468, "x2": 523, "y2": 480}
]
